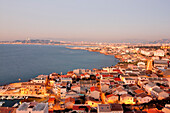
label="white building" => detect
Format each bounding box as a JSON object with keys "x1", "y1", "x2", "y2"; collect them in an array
[{"x1": 154, "y1": 49, "x2": 165, "y2": 57}]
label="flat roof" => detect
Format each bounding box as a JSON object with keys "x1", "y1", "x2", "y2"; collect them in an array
[
  {"x1": 17, "y1": 102, "x2": 29, "y2": 111},
  {"x1": 32, "y1": 103, "x2": 47, "y2": 111}
]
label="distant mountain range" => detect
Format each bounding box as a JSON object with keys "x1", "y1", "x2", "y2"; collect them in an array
[
  {"x1": 1, "y1": 38, "x2": 170, "y2": 44},
  {"x1": 149, "y1": 39, "x2": 170, "y2": 44},
  {"x1": 13, "y1": 39, "x2": 61, "y2": 44},
  {"x1": 0, "y1": 39, "x2": 64, "y2": 44}
]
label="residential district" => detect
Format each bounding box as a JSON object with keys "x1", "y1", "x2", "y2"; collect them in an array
[{"x1": 0, "y1": 43, "x2": 170, "y2": 113}]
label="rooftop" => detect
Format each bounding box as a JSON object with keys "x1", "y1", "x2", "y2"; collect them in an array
[
  {"x1": 110, "y1": 104, "x2": 123, "y2": 111},
  {"x1": 152, "y1": 87, "x2": 163, "y2": 93},
  {"x1": 32, "y1": 103, "x2": 47, "y2": 111}
]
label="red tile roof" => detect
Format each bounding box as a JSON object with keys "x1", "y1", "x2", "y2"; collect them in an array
[
  {"x1": 102, "y1": 75, "x2": 114, "y2": 77},
  {"x1": 96, "y1": 74, "x2": 100, "y2": 76},
  {"x1": 134, "y1": 89, "x2": 145, "y2": 94},
  {"x1": 73, "y1": 105, "x2": 91, "y2": 111},
  {"x1": 60, "y1": 75, "x2": 70, "y2": 78},
  {"x1": 90, "y1": 86, "x2": 100, "y2": 92},
  {"x1": 114, "y1": 78, "x2": 121, "y2": 81},
  {"x1": 81, "y1": 74, "x2": 85, "y2": 76},
  {"x1": 106, "y1": 94, "x2": 117, "y2": 98}
]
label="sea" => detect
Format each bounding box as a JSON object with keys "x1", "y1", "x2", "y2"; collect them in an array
[{"x1": 0, "y1": 44, "x2": 119, "y2": 85}]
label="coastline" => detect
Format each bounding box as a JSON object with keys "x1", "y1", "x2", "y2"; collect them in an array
[{"x1": 0, "y1": 44, "x2": 118, "y2": 86}]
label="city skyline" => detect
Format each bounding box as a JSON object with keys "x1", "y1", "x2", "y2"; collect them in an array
[{"x1": 0, "y1": 0, "x2": 170, "y2": 42}]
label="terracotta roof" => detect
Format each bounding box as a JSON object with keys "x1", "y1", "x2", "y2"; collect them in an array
[
  {"x1": 116, "y1": 87, "x2": 126, "y2": 92},
  {"x1": 134, "y1": 89, "x2": 145, "y2": 94},
  {"x1": 65, "y1": 97, "x2": 75, "y2": 103},
  {"x1": 102, "y1": 75, "x2": 114, "y2": 77},
  {"x1": 90, "y1": 86, "x2": 100, "y2": 92},
  {"x1": 48, "y1": 98, "x2": 55, "y2": 103},
  {"x1": 106, "y1": 94, "x2": 117, "y2": 98},
  {"x1": 73, "y1": 104, "x2": 91, "y2": 111},
  {"x1": 81, "y1": 74, "x2": 84, "y2": 76},
  {"x1": 114, "y1": 78, "x2": 121, "y2": 81},
  {"x1": 60, "y1": 75, "x2": 70, "y2": 78},
  {"x1": 121, "y1": 94, "x2": 132, "y2": 98},
  {"x1": 96, "y1": 74, "x2": 100, "y2": 76}
]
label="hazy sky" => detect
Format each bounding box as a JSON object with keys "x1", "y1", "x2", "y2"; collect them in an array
[{"x1": 0, "y1": 0, "x2": 170, "y2": 42}]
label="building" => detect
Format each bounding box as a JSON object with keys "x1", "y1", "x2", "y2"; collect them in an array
[
  {"x1": 141, "y1": 50, "x2": 153, "y2": 56},
  {"x1": 20, "y1": 82, "x2": 46, "y2": 95},
  {"x1": 72, "y1": 104, "x2": 91, "y2": 113},
  {"x1": 123, "y1": 78, "x2": 135, "y2": 84},
  {"x1": 60, "y1": 78, "x2": 72, "y2": 83},
  {"x1": 137, "y1": 62, "x2": 146, "y2": 68},
  {"x1": 31, "y1": 75, "x2": 47, "y2": 84},
  {"x1": 153, "y1": 60, "x2": 169, "y2": 68},
  {"x1": 120, "y1": 94, "x2": 135, "y2": 104},
  {"x1": 85, "y1": 97, "x2": 102, "y2": 107},
  {"x1": 105, "y1": 94, "x2": 118, "y2": 103},
  {"x1": 154, "y1": 49, "x2": 165, "y2": 57},
  {"x1": 90, "y1": 86, "x2": 101, "y2": 100},
  {"x1": 97, "y1": 104, "x2": 123, "y2": 113},
  {"x1": 144, "y1": 83, "x2": 159, "y2": 95},
  {"x1": 80, "y1": 80, "x2": 97, "y2": 94},
  {"x1": 136, "y1": 93, "x2": 152, "y2": 104},
  {"x1": 151, "y1": 87, "x2": 169, "y2": 100},
  {"x1": 162, "y1": 104, "x2": 170, "y2": 113},
  {"x1": 16, "y1": 102, "x2": 48, "y2": 113}
]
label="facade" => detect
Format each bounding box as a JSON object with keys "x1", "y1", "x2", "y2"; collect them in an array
[
  {"x1": 85, "y1": 97, "x2": 102, "y2": 107},
  {"x1": 90, "y1": 86, "x2": 101, "y2": 100},
  {"x1": 154, "y1": 60, "x2": 169, "y2": 68},
  {"x1": 154, "y1": 49, "x2": 165, "y2": 57},
  {"x1": 105, "y1": 94, "x2": 118, "y2": 103},
  {"x1": 123, "y1": 78, "x2": 135, "y2": 84},
  {"x1": 136, "y1": 93, "x2": 152, "y2": 104},
  {"x1": 141, "y1": 50, "x2": 153, "y2": 56},
  {"x1": 60, "y1": 78, "x2": 72, "y2": 83},
  {"x1": 120, "y1": 94, "x2": 135, "y2": 104},
  {"x1": 31, "y1": 76, "x2": 46, "y2": 84},
  {"x1": 20, "y1": 82, "x2": 46, "y2": 95}
]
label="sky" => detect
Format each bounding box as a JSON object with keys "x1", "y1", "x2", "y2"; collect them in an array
[{"x1": 0, "y1": 0, "x2": 170, "y2": 43}]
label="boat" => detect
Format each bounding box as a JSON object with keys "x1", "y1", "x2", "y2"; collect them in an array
[
  {"x1": 1, "y1": 96, "x2": 6, "y2": 100},
  {"x1": 12, "y1": 103, "x2": 19, "y2": 107},
  {"x1": 6, "y1": 96, "x2": 12, "y2": 100},
  {"x1": 18, "y1": 96, "x2": 24, "y2": 99},
  {"x1": 25, "y1": 96, "x2": 28, "y2": 99},
  {"x1": 0, "y1": 102, "x2": 5, "y2": 107},
  {"x1": 14, "y1": 96, "x2": 18, "y2": 99}
]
